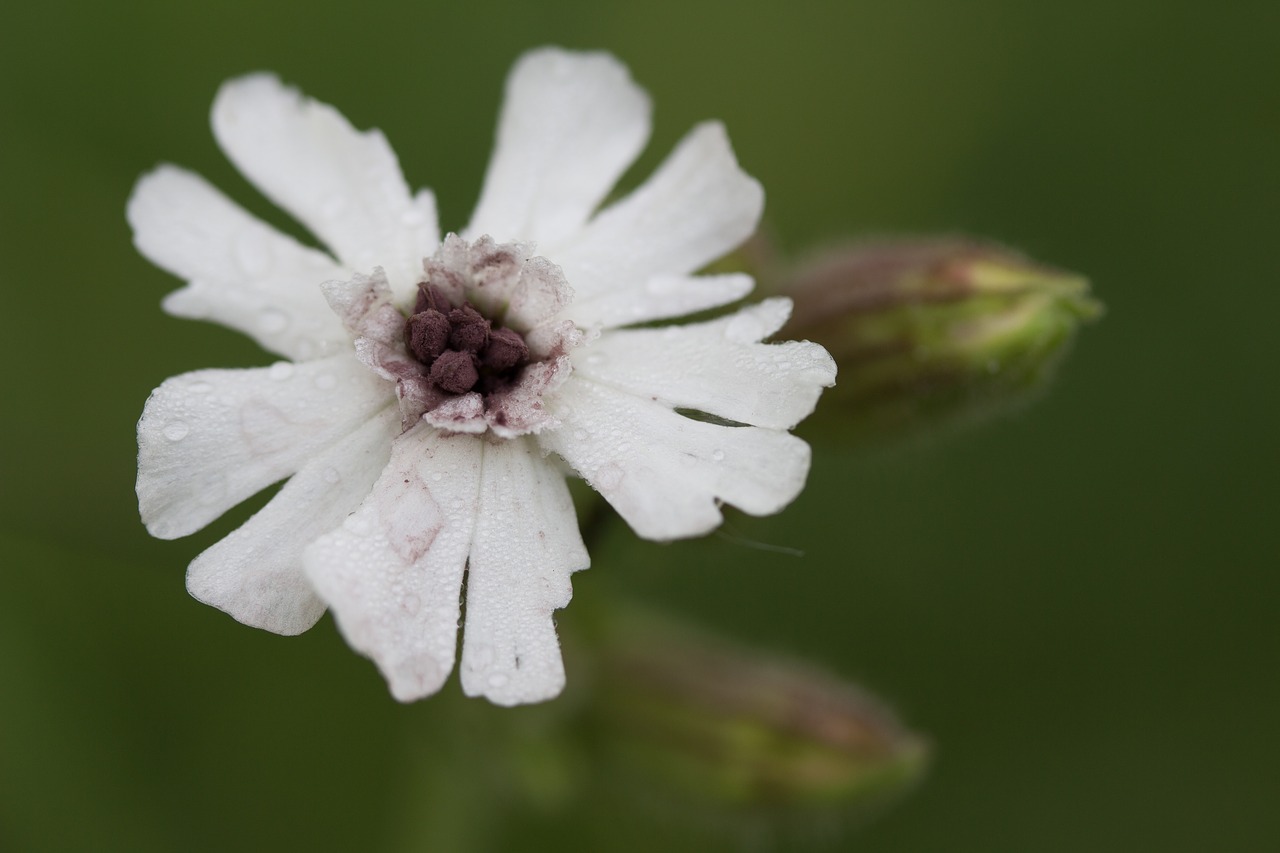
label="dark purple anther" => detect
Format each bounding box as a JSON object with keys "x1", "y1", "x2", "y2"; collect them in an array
[
  {"x1": 414, "y1": 283, "x2": 453, "y2": 315},
  {"x1": 482, "y1": 327, "x2": 529, "y2": 372},
  {"x1": 406, "y1": 309, "x2": 451, "y2": 363},
  {"x1": 429, "y1": 350, "x2": 479, "y2": 395},
  {"x1": 448, "y1": 305, "x2": 491, "y2": 353}
]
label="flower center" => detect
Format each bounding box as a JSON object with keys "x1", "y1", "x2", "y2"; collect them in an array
[{"x1": 405, "y1": 283, "x2": 532, "y2": 398}]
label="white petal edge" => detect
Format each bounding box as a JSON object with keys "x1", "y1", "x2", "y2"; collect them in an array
[
  {"x1": 466, "y1": 47, "x2": 651, "y2": 248},
  {"x1": 128, "y1": 165, "x2": 351, "y2": 361},
  {"x1": 137, "y1": 355, "x2": 393, "y2": 540},
  {"x1": 551, "y1": 122, "x2": 764, "y2": 300},
  {"x1": 460, "y1": 438, "x2": 588, "y2": 706},
  {"x1": 185, "y1": 407, "x2": 399, "y2": 635},
  {"x1": 574, "y1": 298, "x2": 836, "y2": 429},
  {"x1": 565, "y1": 272, "x2": 754, "y2": 330},
  {"x1": 540, "y1": 378, "x2": 812, "y2": 540},
  {"x1": 212, "y1": 73, "x2": 439, "y2": 300},
  {"x1": 303, "y1": 426, "x2": 483, "y2": 702}
]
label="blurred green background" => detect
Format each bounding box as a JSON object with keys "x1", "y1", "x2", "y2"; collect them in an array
[{"x1": 2, "y1": 1, "x2": 1277, "y2": 850}]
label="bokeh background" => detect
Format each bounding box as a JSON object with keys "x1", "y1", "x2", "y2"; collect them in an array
[{"x1": 2, "y1": 1, "x2": 1277, "y2": 850}]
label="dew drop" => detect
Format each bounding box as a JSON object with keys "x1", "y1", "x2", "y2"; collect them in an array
[
  {"x1": 711, "y1": 449, "x2": 726, "y2": 463},
  {"x1": 594, "y1": 463, "x2": 624, "y2": 491},
  {"x1": 584, "y1": 352, "x2": 606, "y2": 367},
  {"x1": 313, "y1": 373, "x2": 337, "y2": 391},
  {"x1": 259, "y1": 308, "x2": 289, "y2": 334},
  {"x1": 268, "y1": 361, "x2": 294, "y2": 381},
  {"x1": 187, "y1": 381, "x2": 213, "y2": 395},
  {"x1": 322, "y1": 467, "x2": 341, "y2": 484},
  {"x1": 162, "y1": 421, "x2": 190, "y2": 441},
  {"x1": 430, "y1": 472, "x2": 443, "y2": 482},
  {"x1": 572, "y1": 429, "x2": 589, "y2": 441}
]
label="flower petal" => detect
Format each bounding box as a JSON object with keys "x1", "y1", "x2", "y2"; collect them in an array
[
  {"x1": 552, "y1": 122, "x2": 763, "y2": 303},
  {"x1": 466, "y1": 48, "x2": 651, "y2": 247},
  {"x1": 566, "y1": 272, "x2": 754, "y2": 329},
  {"x1": 460, "y1": 438, "x2": 587, "y2": 706},
  {"x1": 211, "y1": 73, "x2": 439, "y2": 299},
  {"x1": 127, "y1": 165, "x2": 350, "y2": 361},
  {"x1": 303, "y1": 427, "x2": 483, "y2": 702},
  {"x1": 541, "y1": 379, "x2": 812, "y2": 540},
  {"x1": 575, "y1": 298, "x2": 836, "y2": 429},
  {"x1": 137, "y1": 355, "x2": 392, "y2": 540},
  {"x1": 185, "y1": 408, "x2": 398, "y2": 635}
]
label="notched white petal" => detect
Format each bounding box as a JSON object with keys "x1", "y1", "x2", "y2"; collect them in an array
[
  {"x1": 303, "y1": 426, "x2": 483, "y2": 702},
  {"x1": 461, "y1": 438, "x2": 587, "y2": 706},
  {"x1": 575, "y1": 298, "x2": 836, "y2": 429},
  {"x1": 128, "y1": 165, "x2": 350, "y2": 361},
  {"x1": 137, "y1": 355, "x2": 392, "y2": 539},
  {"x1": 554, "y1": 121, "x2": 764, "y2": 302},
  {"x1": 212, "y1": 73, "x2": 438, "y2": 299},
  {"x1": 541, "y1": 379, "x2": 812, "y2": 541},
  {"x1": 186, "y1": 408, "x2": 398, "y2": 635},
  {"x1": 467, "y1": 47, "x2": 652, "y2": 247}
]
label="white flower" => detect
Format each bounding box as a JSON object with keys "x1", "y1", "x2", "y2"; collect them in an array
[{"x1": 130, "y1": 48, "x2": 836, "y2": 706}]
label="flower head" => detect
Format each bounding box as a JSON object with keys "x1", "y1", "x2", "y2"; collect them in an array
[{"x1": 130, "y1": 48, "x2": 836, "y2": 705}]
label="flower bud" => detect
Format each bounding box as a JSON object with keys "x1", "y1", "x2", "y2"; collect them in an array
[
  {"x1": 780, "y1": 238, "x2": 1101, "y2": 445},
  {"x1": 588, "y1": 611, "x2": 927, "y2": 819}
]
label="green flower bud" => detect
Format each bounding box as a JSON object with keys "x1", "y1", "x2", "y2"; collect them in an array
[
  {"x1": 780, "y1": 238, "x2": 1101, "y2": 446},
  {"x1": 588, "y1": 611, "x2": 927, "y2": 820}
]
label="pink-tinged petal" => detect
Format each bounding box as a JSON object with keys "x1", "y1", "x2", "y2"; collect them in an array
[
  {"x1": 466, "y1": 48, "x2": 651, "y2": 247},
  {"x1": 540, "y1": 378, "x2": 812, "y2": 540},
  {"x1": 186, "y1": 408, "x2": 398, "y2": 635},
  {"x1": 575, "y1": 298, "x2": 836, "y2": 430},
  {"x1": 552, "y1": 122, "x2": 764, "y2": 302},
  {"x1": 566, "y1": 272, "x2": 754, "y2": 330},
  {"x1": 128, "y1": 165, "x2": 350, "y2": 361},
  {"x1": 137, "y1": 355, "x2": 392, "y2": 540},
  {"x1": 303, "y1": 426, "x2": 484, "y2": 702},
  {"x1": 212, "y1": 73, "x2": 439, "y2": 300},
  {"x1": 460, "y1": 438, "x2": 587, "y2": 706}
]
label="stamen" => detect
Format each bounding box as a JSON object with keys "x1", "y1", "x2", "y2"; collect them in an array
[
  {"x1": 430, "y1": 350, "x2": 479, "y2": 394},
  {"x1": 406, "y1": 309, "x2": 450, "y2": 363},
  {"x1": 482, "y1": 327, "x2": 529, "y2": 372}
]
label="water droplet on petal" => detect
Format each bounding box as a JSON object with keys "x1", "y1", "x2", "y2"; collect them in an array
[
  {"x1": 187, "y1": 381, "x2": 213, "y2": 395},
  {"x1": 162, "y1": 421, "x2": 189, "y2": 441},
  {"x1": 259, "y1": 308, "x2": 289, "y2": 334},
  {"x1": 268, "y1": 361, "x2": 294, "y2": 381},
  {"x1": 313, "y1": 373, "x2": 337, "y2": 391},
  {"x1": 572, "y1": 429, "x2": 589, "y2": 442},
  {"x1": 322, "y1": 467, "x2": 341, "y2": 484},
  {"x1": 711, "y1": 449, "x2": 726, "y2": 463},
  {"x1": 594, "y1": 463, "x2": 624, "y2": 491},
  {"x1": 584, "y1": 352, "x2": 606, "y2": 367}
]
